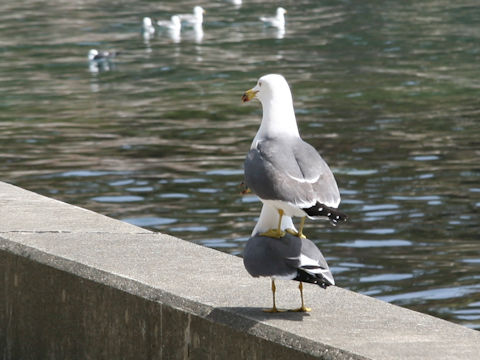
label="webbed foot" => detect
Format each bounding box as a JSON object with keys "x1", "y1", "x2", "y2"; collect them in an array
[{"x1": 289, "y1": 305, "x2": 312, "y2": 313}]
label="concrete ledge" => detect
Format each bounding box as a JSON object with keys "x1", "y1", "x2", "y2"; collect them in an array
[{"x1": 1, "y1": 181, "x2": 479, "y2": 359}]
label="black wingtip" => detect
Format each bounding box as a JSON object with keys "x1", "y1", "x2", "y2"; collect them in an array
[
  {"x1": 295, "y1": 269, "x2": 334, "y2": 288},
  {"x1": 302, "y1": 202, "x2": 348, "y2": 226}
]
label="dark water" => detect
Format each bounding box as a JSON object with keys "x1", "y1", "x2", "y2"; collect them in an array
[{"x1": 1, "y1": 0, "x2": 479, "y2": 329}]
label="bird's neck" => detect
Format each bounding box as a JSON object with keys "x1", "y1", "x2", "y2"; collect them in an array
[
  {"x1": 277, "y1": 15, "x2": 285, "y2": 26},
  {"x1": 253, "y1": 98, "x2": 299, "y2": 145}
]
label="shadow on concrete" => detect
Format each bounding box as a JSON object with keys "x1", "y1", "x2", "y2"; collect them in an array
[{"x1": 206, "y1": 306, "x2": 310, "y2": 332}]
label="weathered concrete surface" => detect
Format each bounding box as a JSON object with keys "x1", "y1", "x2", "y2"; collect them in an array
[
  {"x1": 0, "y1": 181, "x2": 149, "y2": 234},
  {"x1": 1, "y1": 181, "x2": 479, "y2": 359}
]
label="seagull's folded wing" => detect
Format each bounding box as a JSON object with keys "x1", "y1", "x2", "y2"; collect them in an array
[{"x1": 245, "y1": 137, "x2": 341, "y2": 208}]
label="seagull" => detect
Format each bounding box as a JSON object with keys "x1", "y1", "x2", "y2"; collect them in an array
[
  {"x1": 157, "y1": 15, "x2": 181, "y2": 43},
  {"x1": 260, "y1": 7, "x2": 287, "y2": 29},
  {"x1": 242, "y1": 74, "x2": 347, "y2": 239},
  {"x1": 157, "y1": 15, "x2": 182, "y2": 32},
  {"x1": 177, "y1": 6, "x2": 205, "y2": 27},
  {"x1": 87, "y1": 49, "x2": 118, "y2": 73},
  {"x1": 243, "y1": 203, "x2": 335, "y2": 312},
  {"x1": 88, "y1": 49, "x2": 117, "y2": 62},
  {"x1": 142, "y1": 17, "x2": 156, "y2": 36}
]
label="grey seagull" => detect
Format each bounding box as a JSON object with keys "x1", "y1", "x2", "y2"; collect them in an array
[
  {"x1": 243, "y1": 203, "x2": 334, "y2": 312},
  {"x1": 242, "y1": 74, "x2": 347, "y2": 239}
]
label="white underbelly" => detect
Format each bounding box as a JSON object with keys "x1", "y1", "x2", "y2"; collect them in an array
[{"x1": 261, "y1": 199, "x2": 308, "y2": 218}]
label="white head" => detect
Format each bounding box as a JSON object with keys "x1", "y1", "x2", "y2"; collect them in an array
[
  {"x1": 243, "y1": 74, "x2": 299, "y2": 139},
  {"x1": 242, "y1": 74, "x2": 293, "y2": 105},
  {"x1": 276, "y1": 7, "x2": 287, "y2": 18},
  {"x1": 143, "y1": 17, "x2": 153, "y2": 28},
  {"x1": 194, "y1": 6, "x2": 205, "y2": 20},
  {"x1": 88, "y1": 49, "x2": 98, "y2": 61}
]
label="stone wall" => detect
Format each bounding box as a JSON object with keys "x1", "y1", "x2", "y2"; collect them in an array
[{"x1": 1, "y1": 182, "x2": 479, "y2": 359}]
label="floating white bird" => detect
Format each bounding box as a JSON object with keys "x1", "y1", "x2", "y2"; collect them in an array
[
  {"x1": 242, "y1": 74, "x2": 347, "y2": 239},
  {"x1": 177, "y1": 6, "x2": 205, "y2": 27},
  {"x1": 88, "y1": 49, "x2": 117, "y2": 62},
  {"x1": 260, "y1": 7, "x2": 287, "y2": 29},
  {"x1": 157, "y1": 15, "x2": 182, "y2": 32},
  {"x1": 243, "y1": 203, "x2": 335, "y2": 312},
  {"x1": 142, "y1": 17, "x2": 155, "y2": 35},
  {"x1": 157, "y1": 15, "x2": 181, "y2": 43}
]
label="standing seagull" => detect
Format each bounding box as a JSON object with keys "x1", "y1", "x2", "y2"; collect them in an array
[
  {"x1": 242, "y1": 74, "x2": 347, "y2": 239},
  {"x1": 260, "y1": 7, "x2": 287, "y2": 29},
  {"x1": 244, "y1": 204, "x2": 335, "y2": 312}
]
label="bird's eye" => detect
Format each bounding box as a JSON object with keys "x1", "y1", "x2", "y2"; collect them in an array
[{"x1": 258, "y1": 82, "x2": 262, "y2": 87}]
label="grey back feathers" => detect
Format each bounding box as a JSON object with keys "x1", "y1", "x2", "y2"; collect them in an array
[
  {"x1": 243, "y1": 232, "x2": 334, "y2": 288},
  {"x1": 244, "y1": 136, "x2": 341, "y2": 209}
]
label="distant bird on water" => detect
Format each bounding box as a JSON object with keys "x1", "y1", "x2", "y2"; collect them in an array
[
  {"x1": 157, "y1": 15, "x2": 182, "y2": 32},
  {"x1": 88, "y1": 49, "x2": 117, "y2": 62},
  {"x1": 260, "y1": 7, "x2": 287, "y2": 29},
  {"x1": 157, "y1": 15, "x2": 182, "y2": 43},
  {"x1": 142, "y1": 17, "x2": 156, "y2": 36},
  {"x1": 177, "y1": 6, "x2": 205, "y2": 27},
  {"x1": 87, "y1": 49, "x2": 118, "y2": 73},
  {"x1": 243, "y1": 204, "x2": 335, "y2": 312}
]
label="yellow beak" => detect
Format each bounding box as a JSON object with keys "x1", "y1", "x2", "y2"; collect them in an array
[{"x1": 242, "y1": 88, "x2": 258, "y2": 103}]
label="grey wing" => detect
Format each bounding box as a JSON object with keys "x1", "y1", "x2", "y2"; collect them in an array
[
  {"x1": 292, "y1": 140, "x2": 341, "y2": 208},
  {"x1": 244, "y1": 138, "x2": 340, "y2": 208},
  {"x1": 244, "y1": 147, "x2": 311, "y2": 203},
  {"x1": 243, "y1": 235, "x2": 299, "y2": 278}
]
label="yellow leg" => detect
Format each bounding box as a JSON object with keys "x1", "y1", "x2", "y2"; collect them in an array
[
  {"x1": 285, "y1": 216, "x2": 307, "y2": 239},
  {"x1": 260, "y1": 209, "x2": 286, "y2": 239},
  {"x1": 297, "y1": 217, "x2": 307, "y2": 239},
  {"x1": 289, "y1": 282, "x2": 311, "y2": 312},
  {"x1": 263, "y1": 279, "x2": 284, "y2": 313}
]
